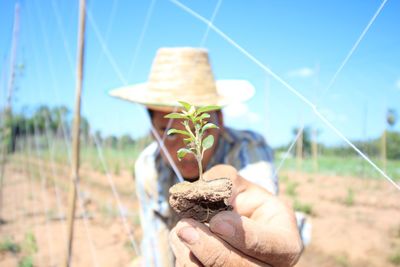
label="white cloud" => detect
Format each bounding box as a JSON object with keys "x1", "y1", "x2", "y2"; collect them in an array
[
  {"x1": 224, "y1": 102, "x2": 261, "y2": 123},
  {"x1": 287, "y1": 67, "x2": 315, "y2": 78},
  {"x1": 396, "y1": 79, "x2": 400, "y2": 89}
]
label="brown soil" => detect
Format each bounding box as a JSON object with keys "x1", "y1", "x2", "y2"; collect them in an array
[
  {"x1": 1, "y1": 155, "x2": 400, "y2": 267},
  {"x1": 280, "y1": 171, "x2": 400, "y2": 267},
  {"x1": 0, "y1": 155, "x2": 140, "y2": 267},
  {"x1": 169, "y1": 177, "x2": 232, "y2": 222}
]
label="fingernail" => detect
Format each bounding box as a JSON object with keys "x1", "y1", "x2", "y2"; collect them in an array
[
  {"x1": 177, "y1": 226, "x2": 199, "y2": 245},
  {"x1": 212, "y1": 219, "x2": 235, "y2": 238}
]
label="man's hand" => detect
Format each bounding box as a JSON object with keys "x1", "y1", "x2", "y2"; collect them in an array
[{"x1": 169, "y1": 165, "x2": 303, "y2": 267}]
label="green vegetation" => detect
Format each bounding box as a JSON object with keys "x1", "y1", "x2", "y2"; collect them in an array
[
  {"x1": 0, "y1": 233, "x2": 37, "y2": 266},
  {"x1": 277, "y1": 154, "x2": 400, "y2": 180},
  {"x1": 283, "y1": 179, "x2": 313, "y2": 215},
  {"x1": 3, "y1": 105, "x2": 400, "y2": 182},
  {"x1": 276, "y1": 112, "x2": 400, "y2": 180},
  {"x1": 293, "y1": 199, "x2": 313, "y2": 215},
  {"x1": 344, "y1": 188, "x2": 355, "y2": 206},
  {"x1": 334, "y1": 253, "x2": 350, "y2": 267},
  {"x1": 22, "y1": 231, "x2": 38, "y2": 255},
  {"x1": 0, "y1": 237, "x2": 21, "y2": 254},
  {"x1": 285, "y1": 181, "x2": 298, "y2": 197},
  {"x1": 389, "y1": 251, "x2": 400, "y2": 266},
  {"x1": 18, "y1": 256, "x2": 33, "y2": 267},
  {"x1": 279, "y1": 175, "x2": 289, "y2": 183}
]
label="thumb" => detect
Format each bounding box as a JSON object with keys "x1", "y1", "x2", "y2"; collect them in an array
[
  {"x1": 209, "y1": 211, "x2": 303, "y2": 267},
  {"x1": 175, "y1": 219, "x2": 268, "y2": 267}
]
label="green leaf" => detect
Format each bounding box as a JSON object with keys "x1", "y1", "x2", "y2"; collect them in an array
[
  {"x1": 177, "y1": 148, "x2": 193, "y2": 160},
  {"x1": 178, "y1": 101, "x2": 192, "y2": 111},
  {"x1": 197, "y1": 105, "x2": 220, "y2": 114},
  {"x1": 167, "y1": 128, "x2": 191, "y2": 136},
  {"x1": 183, "y1": 138, "x2": 192, "y2": 145},
  {"x1": 188, "y1": 105, "x2": 196, "y2": 116},
  {"x1": 202, "y1": 135, "x2": 214, "y2": 150},
  {"x1": 196, "y1": 113, "x2": 210, "y2": 121},
  {"x1": 164, "y1": 113, "x2": 187, "y2": 119},
  {"x1": 201, "y1": 123, "x2": 219, "y2": 134}
]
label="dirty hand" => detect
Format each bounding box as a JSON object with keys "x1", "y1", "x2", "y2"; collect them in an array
[{"x1": 169, "y1": 164, "x2": 303, "y2": 267}]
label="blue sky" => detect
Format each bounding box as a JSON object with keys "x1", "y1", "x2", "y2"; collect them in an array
[{"x1": 1, "y1": 0, "x2": 399, "y2": 147}]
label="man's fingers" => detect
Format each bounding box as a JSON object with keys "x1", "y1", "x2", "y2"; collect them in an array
[
  {"x1": 174, "y1": 219, "x2": 269, "y2": 267},
  {"x1": 202, "y1": 164, "x2": 238, "y2": 182},
  {"x1": 169, "y1": 228, "x2": 202, "y2": 267},
  {"x1": 209, "y1": 211, "x2": 303, "y2": 267},
  {"x1": 202, "y1": 165, "x2": 269, "y2": 217}
]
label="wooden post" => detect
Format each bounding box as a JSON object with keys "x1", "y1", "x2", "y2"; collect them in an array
[
  {"x1": 0, "y1": 2, "x2": 20, "y2": 217},
  {"x1": 63, "y1": 0, "x2": 86, "y2": 266},
  {"x1": 312, "y1": 63, "x2": 319, "y2": 173},
  {"x1": 296, "y1": 128, "x2": 303, "y2": 170},
  {"x1": 381, "y1": 129, "x2": 387, "y2": 173},
  {"x1": 312, "y1": 128, "x2": 318, "y2": 172}
]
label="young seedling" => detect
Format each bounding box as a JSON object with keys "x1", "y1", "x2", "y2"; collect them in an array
[
  {"x1": 166, "y1": 101, "x2": 233, "y2": 222},
  {"x1": 164, "y1": 101, "x2": 219, "y2": 181}
]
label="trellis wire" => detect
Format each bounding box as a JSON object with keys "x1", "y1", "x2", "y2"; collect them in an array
[
  {"x1": 27, "y1": 1, "x2": 100, "y2": 265},
  {"x1": 169, "y1": 0, "x2": 400, "y2": 191},
  {"x1": 321, "y1": 0, "x2": 389, "y2": 96}
]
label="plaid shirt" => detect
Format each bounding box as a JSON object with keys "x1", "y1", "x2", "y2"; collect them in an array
[{"x1": 135, "y1": 127, "x2": 278, "y2": 266}]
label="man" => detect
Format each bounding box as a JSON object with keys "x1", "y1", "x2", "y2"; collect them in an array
[{"x1": 110, "y1": 47, "x2": 302, "y2": 266}]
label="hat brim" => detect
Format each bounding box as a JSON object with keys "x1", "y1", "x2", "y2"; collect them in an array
[{"x1": 109, "y1": 80, "x2": 255, "y2": 112}]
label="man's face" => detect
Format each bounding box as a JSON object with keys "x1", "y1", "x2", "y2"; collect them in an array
[{"x1": 150, "y1": 109, "x2": 222, "y2": 181}]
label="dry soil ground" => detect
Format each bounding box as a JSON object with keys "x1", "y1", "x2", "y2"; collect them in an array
[{"x1": 1, "y1": 156, "x2": 400, "y2": 267}]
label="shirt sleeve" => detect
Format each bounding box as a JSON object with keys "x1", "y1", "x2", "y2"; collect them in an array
[
  {"x1": 239, "y1": 160, "x2": 278, "y2": 195},
  {"x1": 135, "y1": 155, "x2": 158, "y2": 266},
  {"x1": 134, "y1": 144, "x2": 175, "y2": 267},
  {"x1": 236, "y1": 131, "x2": 279, "y2": 195}
]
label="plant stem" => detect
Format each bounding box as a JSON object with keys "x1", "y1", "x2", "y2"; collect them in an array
[
  {"x1": 195, "y1": 124, "x2": 203, "y2": 181},
  {"x1": 197, "y1": 155, "x2": 203, "y2": 181}
]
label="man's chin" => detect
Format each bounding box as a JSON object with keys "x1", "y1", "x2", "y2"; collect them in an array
[
  {"x1": 180, "y1": 168, "x2": 199, "y2": 181},
  {"x1": 178, "y1": 163, "x2": 199, "y2": 181},
  {"x1": 181, "y1": 169, "x2": 199, "y2": 182},
  {"x1": 182, "y1": 175, "x2": 199, "y2": 182}
]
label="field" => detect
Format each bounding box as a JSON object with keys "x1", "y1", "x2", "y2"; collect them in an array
[{"x1": 1, "y1": 140, "x2": 400, "y2": 267}]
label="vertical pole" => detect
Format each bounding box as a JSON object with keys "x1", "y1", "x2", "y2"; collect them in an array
[
  {"x1": 63, "y1": 0, "x2": 86, "y2": 266},
  {"x1": 381, "y1": 129, "x2": 387, "y2": 173},
  {"x1": 296, "y1": 128, "x2": 303, "y2": 170},
  {"x1": 0, "y1": 2, "x2": 20, "y2": 218},
  {"x1": 312, "y1": 62, "x2": 319, "y2": 172},
  {"x1": 312, "y1": 128, "x2": 318, "y2": 172},
  {"x1": 6, "y1": 3, "x2": 20, "y2": 110},
  {"x1": 361, "y1": 101, "x2": 368, "y2": 178}
]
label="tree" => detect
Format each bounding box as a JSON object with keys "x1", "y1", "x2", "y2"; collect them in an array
[
  {"x1": 51, "y1": 106, "x2": 70, "y2": 137},
  {"x1": 104, "y1": 135, "x2": 118, "y2": 148},
  {"x1": 382, "y1": 108, "x2": 397, "y2": 171},
  {"x1": 292, "y1": 126, "x2": 312, "y2": 157},
  {"x1": 387, "y1": 131, "x2": 400, "y2": 160},
  {"x1": 118, "y1": 134, "x2": 134, "y2": 149},
  {"x1": 80, "y1": 117, "x2": 90, "y2": 143},
  {"x1": 387, "y1": 108, "x2": 397, "y2": 128},
  {"x1": 32, "y1": 105, "x2": 51, "y2": 134}
]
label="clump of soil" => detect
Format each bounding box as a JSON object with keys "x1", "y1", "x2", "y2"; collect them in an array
[{"x1": 169, "y1": 177, "x2": 233, "y2": 223}]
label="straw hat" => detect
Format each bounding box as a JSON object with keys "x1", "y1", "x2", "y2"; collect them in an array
[{"x1": 109, "y1": 47, "x2": 254, "y2": 111}]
